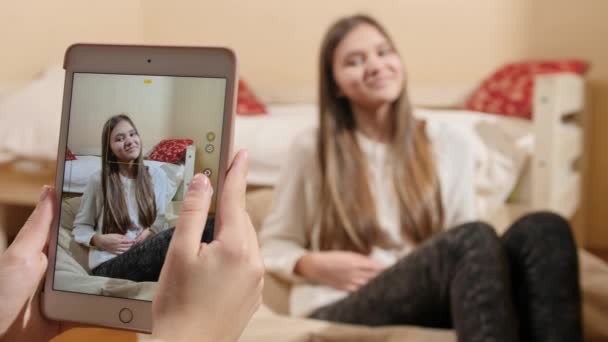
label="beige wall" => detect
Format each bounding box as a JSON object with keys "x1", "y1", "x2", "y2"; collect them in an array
[
  {"x1": 1, "y1": 1, "x2": 607, "y2": 247},
  {"x1": 68, "y1": 74, "x2": 173, "y2": 154},
  {"x1": 144, "y1": 0, "x2": 529, "y2": 96},
  {"x1": 170, "y1": 77, "x2": 226, "y2": 186},
  {"x1": 524, "y1": 0, "x2": 608, "y2": 249},
  {"x1": 0, "y1": 0, "x2": 145, "y2": 81}
]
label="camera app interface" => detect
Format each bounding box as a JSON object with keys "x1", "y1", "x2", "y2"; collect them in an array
[{"x1": 54, "y1": 73, "x2": 226, "y2": 301}]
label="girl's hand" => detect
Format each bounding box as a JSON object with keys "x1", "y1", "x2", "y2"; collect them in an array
[
  {"x1": 0, "y1": 187, "x2": 80, "y2": 341},
  {"x1": 295, "y1": 251, "x2": 385, "y2": 292},
  {"x1": 91, "y1": 234, "x2": 134, "y2": 254},
  {"x1": 152, "y1": 150, "x2": 264, "y2": 342},
  {"x1": 134, "y1": 228, "x2": 153, "y2": 245}
]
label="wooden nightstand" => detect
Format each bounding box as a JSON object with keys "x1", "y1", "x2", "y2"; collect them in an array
[{"x1": 0, "y1": 160, "x2": 55, "y2": 252}]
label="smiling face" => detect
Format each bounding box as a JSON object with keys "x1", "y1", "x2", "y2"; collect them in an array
[
  {"x1": 331, "y1": 23, "x2": 404, "y2": 111},
  {"x1": 109, "y1": 119, "x2": 141, "y2": 163}
]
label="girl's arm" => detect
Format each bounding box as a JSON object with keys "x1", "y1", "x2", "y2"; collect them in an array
[
  {"x1": 149, "y1": 167, "x2": 169, "y2": 234},
  {"x1": 259, "y1": 130, "x2": 316, "y2": 283},
  {"x1": 431, "y1": 123, "x2": 478, "y2": 228},
  {"x1": 72, "y1": 173, "x2": 102, "y2": 247}
]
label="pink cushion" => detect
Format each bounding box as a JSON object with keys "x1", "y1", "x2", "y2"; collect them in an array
[
  {"x1": 148, "y1": 139, "x2": 193, "y2": 163},
  {"x1": 237, "y1": 79, "x2": 267, "y2": 115},
  {"x1": 65, "y1": 147, "x2": 77, "y2": 161},
  {"x1": 464, "y1": 60, "x2": 589, "y2": 119}
]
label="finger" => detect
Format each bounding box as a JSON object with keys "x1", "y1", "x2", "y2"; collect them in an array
[
  {"x1": 168, "y1": 173, "x2": 213, "y2": 260},
  {"x1": 215, "y1": 149, "x2": 248, "y2": 242},
  {"x1": 8, "y1": 186, "x2": 56, "y2": 253},
  {"x1": 343, "y1": 283, "x2": 359, "y2": 292},
  {"x1": 353, "y1": 274, "x2": 373, "y2": 286},
  {"x1": 359, "y1": 260, "x2": 385, "y2": 271},
  {"x1": 355, "y1": 268, "x2": 382, "y2": 281}
]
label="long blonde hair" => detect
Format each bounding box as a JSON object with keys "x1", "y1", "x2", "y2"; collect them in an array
[
  {"x1": 318, "y1": 15, "x2": 444, "y2": 254},
  {"x1": 101, "y1": 114, "x2": 156, "y2": 235}
]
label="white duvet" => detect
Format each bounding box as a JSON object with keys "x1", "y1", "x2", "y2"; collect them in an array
[
  {"x1": 62, "y1": 155, "x2": 185, "y2": 203},
  {"x1": 235, "y1": 104, "x2": 534, "y2": 219}
]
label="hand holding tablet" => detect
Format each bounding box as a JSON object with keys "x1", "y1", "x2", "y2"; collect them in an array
[
  {"x1": 153, "y1": 150, "x2": 264, "y2": 342},
  {"x1": 0, "y1": 151, "x2": 262, "y2": 341},
  {"x1": 0, "y1": 44, "x2": 264, "y2": 338}
]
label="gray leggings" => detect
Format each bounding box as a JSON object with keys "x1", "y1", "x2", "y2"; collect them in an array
[
  {"x1": 90, "y1": 218, "x2": 215, "y2": 282},
  {"x1": 309, "y1": 212, "x2": 582, "y2": 342}
]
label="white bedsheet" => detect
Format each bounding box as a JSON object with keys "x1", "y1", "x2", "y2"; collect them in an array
[
  {"x1": 234, "y1": 104, "x2": 535, "y2": 219},
  {"x1": 62, "y1": 155, "x2": 185, "y2": 203}
]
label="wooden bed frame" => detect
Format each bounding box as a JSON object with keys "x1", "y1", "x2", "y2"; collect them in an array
[
  {"x1": 531, "y1": 73, "x2": 586, "y2": 218},
  {"x1": 483, "y1": 73, "x2": 588, "y2": 245},
  {"x1": 172, "y1": 144, "x2": 196, "y2": 201},
  {"x1": 0, "y1": 73, "x2": 588, "y2": 252}
]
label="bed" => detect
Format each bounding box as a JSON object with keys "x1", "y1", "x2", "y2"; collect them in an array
[
  {"x1": 54, "y1": 144, "x2": 196, "y2": 297},
  {"x1": 233, "y1": 73, "x2": 587, "y2": 236},
  {"x1": 2, "y1": 69, "x2": 607, "y2": 341}
]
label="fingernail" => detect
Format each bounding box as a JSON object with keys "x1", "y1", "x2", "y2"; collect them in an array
[
  {"x1": 189, "y1": 174, "x2": 210, "y2": 192},
  {"x1": 39, "y1": 186, "x2": 50, "y2": 201}
]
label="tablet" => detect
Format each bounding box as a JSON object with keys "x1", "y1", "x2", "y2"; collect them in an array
[{"x1": 42, "y1": 44, "x2": 237, "y2": 333}]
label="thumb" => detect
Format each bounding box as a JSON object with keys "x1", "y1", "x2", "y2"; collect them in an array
[
  {"x1": 167, "y1": 174, "x2": 213, "y2": 261},
  {"x1": 216, "y1": 149, "x2": 248, "y2": 240},
  {"x1": 9, "y1": 186, "x2": 56, "y2": 254}
]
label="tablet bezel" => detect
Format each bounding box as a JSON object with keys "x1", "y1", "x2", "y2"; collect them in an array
[{"x1": 42, "y1": 44, "x2": 237, "y2": 333}]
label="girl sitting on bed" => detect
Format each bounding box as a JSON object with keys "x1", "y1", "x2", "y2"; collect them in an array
[
  {"x1": 260, "y1": 14, "x2": 582, "y2": 342},
  {"x1": 73, "y1": 114, "x2": 175, "y2": 282}
]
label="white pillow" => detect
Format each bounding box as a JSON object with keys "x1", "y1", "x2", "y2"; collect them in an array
[
  {"x1": 233, "y1": 104, "x2": 318, "y2": 185},
  {"x1": 234, "y1": 104, "x2": 534, "y2": 219},
  {"x1": 0, "y1": 65, "x2": 64, "y2": 162},
  {"x1": 62, "y1": 156, "x2": 184, "y2": 203},
  {"x1": 63, "y1": 156, "x2": 101, "y2": 193}
]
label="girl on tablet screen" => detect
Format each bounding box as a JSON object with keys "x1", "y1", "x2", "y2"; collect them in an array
[{"x1": 72, "y1": 114, "x2": 174, "y2": 281}]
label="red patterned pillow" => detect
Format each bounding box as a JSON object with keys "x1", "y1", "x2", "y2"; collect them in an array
[
  {"x1": 66, "y1": 148, "x2": 77, "y2": 161},
  {"x1": 148, "y1": 139, "x2": 194, "y2": 163},
  {"x1": 464, "y1": 60, "x2": 589, "y2": 119},
  {"x1": 237, "y1": 79, "x2": 267, "y2": 115}
]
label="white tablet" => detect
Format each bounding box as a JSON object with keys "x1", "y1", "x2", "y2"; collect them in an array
[{"x1": 42, "y1": 44, "x2": 237, "y2": 333}]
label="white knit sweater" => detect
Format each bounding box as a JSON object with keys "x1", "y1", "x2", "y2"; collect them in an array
[
  {"x1": 72, "y1": 167, "x2": 170, "y2": 270},
  {"x1": 259, "y1": 121, "x2": 477, "y2": 317}
]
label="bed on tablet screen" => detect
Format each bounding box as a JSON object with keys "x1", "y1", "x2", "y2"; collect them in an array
[{"x1": 53, "y1": 144, "x2": 196, "y2": 299}]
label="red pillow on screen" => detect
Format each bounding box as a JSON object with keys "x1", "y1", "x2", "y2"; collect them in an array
[
  {"x1": 66, "y1": 148, "x2": 77, "y2": 161},
  {"x1": 464, "y1": 60, "x2": 589, "y2": 119},
  {"x1": 148, "y1": 139, "x2": 194, "y2": 163},
  {"x1": 237, "y1": 79, "x2": 267, "y2": 115}
]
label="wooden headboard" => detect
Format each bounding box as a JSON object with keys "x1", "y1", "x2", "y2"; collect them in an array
[{"x1": 531, "y1": 73, "x2": 586, "y2": 218}]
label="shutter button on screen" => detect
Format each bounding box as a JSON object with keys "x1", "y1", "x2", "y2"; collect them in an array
[{"x1": 119, "y1": 308, "x2": 133, "y2": 323}]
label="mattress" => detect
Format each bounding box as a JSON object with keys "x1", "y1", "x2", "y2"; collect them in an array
[
  {"x1": 234, "y1": 104, "x2": 537, "y2": 219},
  {"x1": 62, "y1": 155, "x2": 185, "y2": 203}
]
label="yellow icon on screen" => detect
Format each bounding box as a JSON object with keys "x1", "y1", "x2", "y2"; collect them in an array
[
  {"x1": 144, "y1": 79, "x2": 153, "y2": 84},
  {"x1": 206, "y1": 132, "x2": 216, "y2": 142}
]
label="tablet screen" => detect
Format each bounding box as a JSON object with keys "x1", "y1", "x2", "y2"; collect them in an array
[{"x1": 54, "y1": 72, "x2": 226, "y2": 301}]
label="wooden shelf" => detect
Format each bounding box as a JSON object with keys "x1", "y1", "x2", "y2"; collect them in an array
[
  {"x1": 0, "y1": 161, "x2": 55, "y2": 206},
  {"x1": 0, "y1": 160, "x2": 56, "y2": 252}
]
